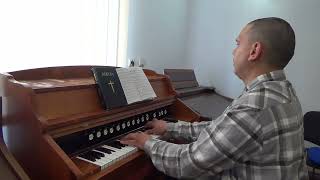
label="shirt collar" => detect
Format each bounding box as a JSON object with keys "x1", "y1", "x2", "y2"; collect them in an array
[{"x1": 245, "y1": 70, "x2": 286, "y2": 91}]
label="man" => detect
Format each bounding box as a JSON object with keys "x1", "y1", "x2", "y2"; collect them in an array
[{"x1": 121, "y1": 17, "x2": 308, "y2": 180}]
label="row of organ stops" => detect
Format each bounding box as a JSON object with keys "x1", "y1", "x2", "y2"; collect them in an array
[
  {"x1": 77, "y1": 108, "x2": 168, "y2": 169},
  {"x1": 87, "y1": 108, "x2": 168, "y2": 142}
]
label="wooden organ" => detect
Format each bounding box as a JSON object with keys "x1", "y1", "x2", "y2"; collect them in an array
[
  {"x1": 0, "y1": 66, "x2": 200, "y2": 180},
  {"x1": 1, "y1": 96, "x2": 31, "y2": 180}
]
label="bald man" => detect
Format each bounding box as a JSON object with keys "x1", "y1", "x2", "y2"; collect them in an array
[{"x1": 121, "y1": 17, "x2": 308, "y2": 180}]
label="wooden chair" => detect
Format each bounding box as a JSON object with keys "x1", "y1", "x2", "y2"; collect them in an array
[{"x1": 304, "y1": 111, "x2": 320, "y2": 179}]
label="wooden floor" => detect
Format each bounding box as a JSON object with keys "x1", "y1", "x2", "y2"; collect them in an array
[{"x1": 180, "y1": 92, "x2": 232, "y2": 120}]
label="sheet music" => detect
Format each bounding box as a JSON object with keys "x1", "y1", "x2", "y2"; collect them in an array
[
  {"x1": 116, "y1": 67, "x2": 156, "y2": 104},
  {"x1": 116, "y1": 68, "x2": 140, "y2": 104},
  {"x1": 128, "y1": 67, "x2": 156, "y2": 101}
]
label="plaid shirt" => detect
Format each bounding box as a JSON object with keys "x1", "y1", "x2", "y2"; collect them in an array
[{"x1": 144, "y1": 70, "x2": 308, "y2": 180}]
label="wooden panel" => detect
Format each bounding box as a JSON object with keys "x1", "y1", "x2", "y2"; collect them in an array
[
  {"x1": 87, "y1": 151, "x2": 162, "y2": 180},
  {"x1": 1, "y1": 97, "x2": 30, "y2": 180},
  {"x1": 9, "y1": 66, "x2": 95, "y2": 80},
  {"x1": 48, "y1": 98, "x2": 175, "y2": 138},
  {"x1": 164, "y1": 69, "x2": 197, "y2": 82},
  {"x1": 170, "y1": 99, "x2": 200, "y2": 122},
  {"x1": 172, "y1": 80, "x2": 199, "y2": 89},
  {"x1": 34, "y1": 87, "x2": 102, "y2": 120},
  {"x1": 164, "y1": 69, "x2": 200, "y2": 90},
  {"x1": 0, "y1": 140, "x2": 31, "y2": 180},
  {"x1": 2, "y1": 80, "x2": 83, "y2": 180},
  {"x1": 150, "y1": 79, "x2": 173, "y2": 98},
  {"x1": 180, "y1": 92, "x2": 232, "y2": 120}
]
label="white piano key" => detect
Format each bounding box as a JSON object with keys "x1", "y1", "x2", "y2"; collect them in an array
[
  {"x1": 102, "y1": 145, "x2": 129, "y2": 159},
  {"x1": 76, "y1": 141, "x2": 139, "y2": 170},
  {"x1": 77, "y1": 156, "x2": 104, "y2": 168},
  {"x1": 92, "y1": 150, "x2": 114, "y2": 164},
  {"x1": 115, "y1": 141, "x2": 138, "y2": 154},
  {"x1": 95, "y1": 158, "x2": 110, "y2": 169},
  {"x1": 101, "y1": 145, "x2": 125, "y2": 159}
]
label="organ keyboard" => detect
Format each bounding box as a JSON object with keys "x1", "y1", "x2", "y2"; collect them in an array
[{"x1": 0, "y1": 66, "x2": 200, "y2": 180}]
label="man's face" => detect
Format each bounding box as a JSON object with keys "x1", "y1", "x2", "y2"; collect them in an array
[{"x1": 232, "y1": 25, "x2": 253, "y2": 79}]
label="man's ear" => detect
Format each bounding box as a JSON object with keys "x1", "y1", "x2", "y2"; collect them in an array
[{"x1": 248, "y1": 42, "x2": 262, "y2": 61}]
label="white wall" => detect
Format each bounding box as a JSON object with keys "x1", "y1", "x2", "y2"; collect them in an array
[
  {"x1": 185, "y1": 0, "x2": 320, "y2": 113},
  {"x1": 127, "y1": 0, "x2": 320, "y2": 113},
  {"x1": 127, "y1": 0, "x2": 190, "y2": 73},
  {"x1": 0, "y1": 0, "x2": 118, "y2": 72}
]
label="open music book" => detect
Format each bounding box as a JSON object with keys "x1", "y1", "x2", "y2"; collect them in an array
[{"x1": 92, "y1": 67, "x2": 157, "y2": 110}]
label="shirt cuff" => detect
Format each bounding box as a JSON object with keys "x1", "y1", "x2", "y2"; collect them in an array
[
  {"x1": 166, "y1": 122, "x2": 177, "y2": 133},
  {"x1": 144, "y1": 137, "x2": 160, "y2": 155},
  {"x1": 144, "y1": 122, "x2": 177, "y2": 154},
  {"x1": 159, "y1": 122, "x2": 178, "y2": 139}
]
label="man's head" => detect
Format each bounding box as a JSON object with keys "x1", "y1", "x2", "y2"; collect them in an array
[{"x1": 232, "y1": 17, "x2": 295, "y2": 83}]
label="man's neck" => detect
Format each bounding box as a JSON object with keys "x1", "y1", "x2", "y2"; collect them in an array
[{"x1": 243, "y1": 66, "x2": 280, "y2": 86}]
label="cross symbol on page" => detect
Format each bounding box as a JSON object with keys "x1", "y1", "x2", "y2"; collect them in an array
[{"x1": 108, "y1": 80, "x2": 115, "y2": 93}]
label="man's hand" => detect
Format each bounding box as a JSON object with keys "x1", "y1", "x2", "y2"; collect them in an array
[
  {"x1": 120, "y1": 132, "x2": 151, "y2": 149},
  {"x1": 145, "y1": 118, "x2": 167, "y2": 136}
]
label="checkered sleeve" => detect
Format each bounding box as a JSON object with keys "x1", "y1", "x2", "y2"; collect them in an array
[
  {"x1": 144, "y1": 105, "x2": 264, "y2": 179},
  {"x1": 164, "y1": 121, "x2": 211, "y2": 140}
]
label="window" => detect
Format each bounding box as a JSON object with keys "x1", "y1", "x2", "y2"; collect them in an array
[{"x1": 0, "y1": 0, "x2": 128, "y2": 72}]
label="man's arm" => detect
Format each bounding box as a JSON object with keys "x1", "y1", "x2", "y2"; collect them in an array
[
  {"x1": 165, "y1": 120, "x2": 211, "y2": 141},
  {"x1": 144, "y1": 106, "x2": 263, "y2": 179},
  {"x1": 145, "y1": 118, "x2": 211, "y2": 141}
]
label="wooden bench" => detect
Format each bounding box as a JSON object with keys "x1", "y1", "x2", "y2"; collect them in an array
[{"x1": 164, "y1": 69, "x2": 215, "y2": 98}]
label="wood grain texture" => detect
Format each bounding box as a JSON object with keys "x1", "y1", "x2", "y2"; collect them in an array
[
  {"x1": 0, "y1": 66, "x2": 200, "y2": 179},
  {"x1": 0, "y1": 96, "x2": 31, "y2": 180}
]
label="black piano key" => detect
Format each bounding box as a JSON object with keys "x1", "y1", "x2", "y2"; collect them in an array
[
  {"x1": 87, "y1": 151, "x2": 102, "y2": 159},
  {"x1": 92, "y1": 150, "x2": 105, "y2": 158},
  {"x1": 101, "y1": 145, "x2": 116, "y2": 152},
  {"x1": 79, "y1": 153, "x2": 96, "y2": 162},
  {"x1": 114, "y1": 141, "x2": 126, "y2": 147},
  {"x1": 104, "y1": 142, "x2": 120, "y2": 149},
  {"x1": 96, "y1": 147, "x2": 112, "y2": 154},
  {"x1": 86, "y1": 152, "x2": 98, "y2": 160},
  {"x1": 107, "y1": 142, "x2": 122, "y2": 149},
  {"x1": 83, "y1": 151, "x2": 98, "y2": 160}
]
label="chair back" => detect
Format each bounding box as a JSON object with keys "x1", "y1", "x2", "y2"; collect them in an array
[{"x1": 304, "y1": 111, "x2": 320, "y2": 145}]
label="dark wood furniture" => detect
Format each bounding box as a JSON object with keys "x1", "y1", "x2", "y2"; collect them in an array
[
  {"x1": 0, "y1": 97, "x2": 31, "y2": 180},
  {"x1": 180, "y1": 93, "x2": 232, "y2": 120},
  {"x1": 0, "y1": 66, "x2": 201, "y2": 180},
  {"x1": 163, "y1": 69, "x2": 215, "y2": 98},
  {"x1": 164, "y1": 69, "x2": 232, "y2": 120}
]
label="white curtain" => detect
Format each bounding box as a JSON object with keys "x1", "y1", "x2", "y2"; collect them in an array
[{"x1": 0, "y1": 0, "x2": 128, "y2": 72}]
